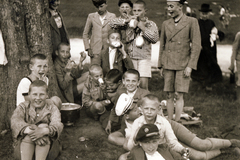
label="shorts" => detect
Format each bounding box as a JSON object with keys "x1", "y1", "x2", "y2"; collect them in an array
[
  {"x1": 132, "y1": 59, "x2": 151, "y2": 78},
  {"x1": 163, "y1": 69, "x2": 190, "y2": 93},
  {"x1": 168, "y1": 119, "x2": 196, "y2": 145}
]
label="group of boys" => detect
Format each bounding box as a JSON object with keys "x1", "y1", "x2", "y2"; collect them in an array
[{"x1": 13, "y1": 0, "x2": 240, "y2": 159}]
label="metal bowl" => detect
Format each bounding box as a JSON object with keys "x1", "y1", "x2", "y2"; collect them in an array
[{"x1": 60, "y1": 103, "x2": 82, "y2": 126}]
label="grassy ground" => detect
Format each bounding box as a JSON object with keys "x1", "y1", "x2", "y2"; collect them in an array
[
  {"x1": 0, "y1": 72, "x2": 239, "y2": 159},
  {"x1": 59, "y1": 0, "x2": 240, "y2": 43}
]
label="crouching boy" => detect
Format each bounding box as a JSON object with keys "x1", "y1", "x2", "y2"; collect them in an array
[
  {"x1": 82, "y1": 64, "x2": 111, "y2": 120},
  {"x1": 11, "y1": 80, "x2": 63, "y2": 160}
]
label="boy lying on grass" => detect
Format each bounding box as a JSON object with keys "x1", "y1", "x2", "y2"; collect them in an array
[{"x1": 125, "y1": 94, "x2": 240, "y2": 159}]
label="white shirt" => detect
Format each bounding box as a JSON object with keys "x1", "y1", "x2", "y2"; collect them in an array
[
  {"x1": 146, "y1": 151, "x2": 165, "y2": 160},
  {"x1": 124, "y1": 120, "x2": 133, "y2": 139},
  {"x1": 99, "y1": 15, "x2": 106, "y2": 25},
  {"x1": 127, "y1": 88, "x2": 137, "y2": 99},
  {"x1": 16, "y1": 78, "x2": 32, "y2": 106},
  {"x1": 127, "y1": 115, "x2": 185, "y2": 153},
  {"x1": 109, "y1": 47, "x2": 117, "y2": 69}
]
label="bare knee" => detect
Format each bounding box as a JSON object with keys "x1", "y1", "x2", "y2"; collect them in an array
[
  {"x1": 166, "y1": 92, "x2": 174, "y2": 100},
  {"x1": 175, "y1": 92, "x2": 183, "y2": 100},
  {"x1": 108, "y1": 133, "x2": 115, "y2": 143},
  {"x1": 50, "y1": 96, "x2": 62, "y2": 110}
]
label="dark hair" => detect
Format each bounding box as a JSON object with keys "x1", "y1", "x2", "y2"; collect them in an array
[
  {"x1": 92, "y1": 0, "x2": 106, "y2": 8},
  {"x1": 57, "y1": 42, "x2": 70, "y2": 51},
  {"x1": 179, "y1": 0, "x2": 186, "y2": 5},
  {"x1": 134, "y1": 0, "x2": 146, "y2": 8},
  {"x1": 123, "y1": 69, "x2": 140, "y2": 80},
  {"x1": 29, "y1": 54, "x2": 47, "y2": 66},
  {"x1": 29, "y1": 80, "x2": 48, "y2": 93},
  {"x1": 118, "y1": 0, "x2": 133, "y2": 8},
  {"x1": 108, "y1": 29, "x2": 122, "y2": 39},
  {"x1": 105, "y1": 69, "x2": 122, "y2": 83}
]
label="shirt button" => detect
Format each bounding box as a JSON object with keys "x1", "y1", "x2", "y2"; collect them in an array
[
  {"x1": 168, "y1": 50, "x2": 170, "y2": 52},
  {"x1": 178, "y1": 42, "x2": 181, "y2": 44}
]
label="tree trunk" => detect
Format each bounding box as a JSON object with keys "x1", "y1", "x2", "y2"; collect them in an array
[{"x1": 0, "y1": 0, "x2": 59, "y2": 131}]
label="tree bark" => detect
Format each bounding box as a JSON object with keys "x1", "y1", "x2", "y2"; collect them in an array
[{"x1": 0, "y1": 0, "x2": 59, "y2": 131}]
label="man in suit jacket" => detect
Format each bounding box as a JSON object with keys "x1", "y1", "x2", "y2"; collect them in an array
[
  {"x1": 49, "y1": 0, "x2": 69, "y2": 61},
  {"x1": 158, "y1": 0, "x2": 201, "y2": 122},
  {"x1": 83, "y1": 0, "x2": 116, "y2": 65}
]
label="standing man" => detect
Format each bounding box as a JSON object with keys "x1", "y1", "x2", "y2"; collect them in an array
[
  {"x1": 83, "y1": 0, "x2": 116, "y2": 65},
  {"x1": 191, "y1": 4, "x2": 223, "y2": 91},
  {"x1": 158, "y1": 0, "x2": 201, "y2": 122},
  {"x1": 49, "y1": 0, "x2": 69, "y2": 61}
]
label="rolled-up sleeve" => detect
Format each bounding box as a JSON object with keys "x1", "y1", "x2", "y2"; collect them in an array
[{"x1": 142, "y1": 21, "x2": 159, "y2": 44}]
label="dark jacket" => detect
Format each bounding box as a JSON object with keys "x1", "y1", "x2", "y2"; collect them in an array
[
  {"x1": 127, "y1": 145, "x2": 175, "y2": 160},
  {"x1": 100, "y1": 46, "x2": 134, "y2": 76},
  {"x1": 54, "y1": 57, "x2": 83, "y2": 103},
  {"x1": 109, "y1": 87, "x2": 149, "y2": 123}
]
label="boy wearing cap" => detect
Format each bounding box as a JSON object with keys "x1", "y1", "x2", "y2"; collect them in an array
[
  {"x1": 83, "y1": 0, "x2": 116, "y2": 65},
  {"x1": 100, "y1": 29, "x2": 134, "y2": 77},
  {"x1": 105, "y1": 69, "x2": 149, "y2": 134},
  {"x1": 191, "y1": 3, "x2": 223, "y2": 91},
  {"x1": 158, "y1": 0, "x2": 201, "y2": 122},
  {"x1": 127, "y1": 124, "x2": 175, "y2": 160}
]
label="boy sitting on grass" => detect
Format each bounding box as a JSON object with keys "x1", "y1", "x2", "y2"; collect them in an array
[
  {"x1": 11, "y1": 80, "x2": 63, "y2": 160},
  {"x1": 108, "y1": 95, "x2": 141, "y2": 148},
  {"x1": 82, "y1": 64, "x2": 112, "y2": 120},
  {"x1": 99, "y1": 69, "x2": 125, "y2": 129},
  {"x1": 16, "y1": 54, "x2": 62, "y2": 109},
  {"x1": 100, "y1": 29, "x2": 134, "y2": 77},
  {"x1": 127, "y1": 94, "x2": 240, "y2": 159},
  {"x1": 105, "y1": 69, "x2": 149, "y2": 134},
  {"x1": 127, "y1": 124, "x2": 175, "y2": 160},
  {"x1": 54, "y1": 42, "x2": 88, "y2": 103}
]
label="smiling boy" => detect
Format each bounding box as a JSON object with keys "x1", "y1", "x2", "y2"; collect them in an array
[
  {"x1": 12, "y1": 80, "x2": 63, "y2": 160},
  {"x1": 105, "y1": 69, "x2": 149, "y2": 134}
]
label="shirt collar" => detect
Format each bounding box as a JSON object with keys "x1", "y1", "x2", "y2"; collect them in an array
[
  {"x1": 109, "y1": 47, "x2": 117, "y2": 53},
  {"x1": 174, "y1": 13, "x2": 183, "y2": 23}
]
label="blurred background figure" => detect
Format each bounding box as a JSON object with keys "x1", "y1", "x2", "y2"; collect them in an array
[{"x1": 191, "y1": 3, "x2": 224, "y2": 91}]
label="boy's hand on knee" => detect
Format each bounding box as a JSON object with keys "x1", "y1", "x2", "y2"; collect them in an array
[
  {"x1": 29, "y1": 127, "x2": 49, "y2": 141},
  {"x1": 34, "y1": 137, "x2": 48, "y2": 146}
]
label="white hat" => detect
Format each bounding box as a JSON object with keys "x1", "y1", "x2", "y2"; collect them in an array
[{"x1": 115, "y1": 93, "x2": 133, "y2": 116}]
